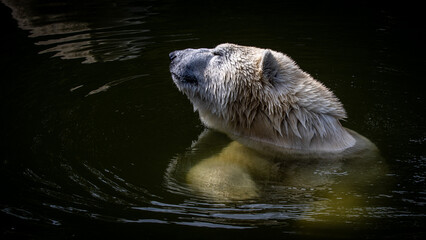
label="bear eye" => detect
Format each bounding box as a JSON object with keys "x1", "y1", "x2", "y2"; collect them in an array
[{"x1": 212, "y1": 50, "x2": 224, "y2": 57}]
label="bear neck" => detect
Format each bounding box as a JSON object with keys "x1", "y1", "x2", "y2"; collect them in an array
[
  {"x1": 235, "y1": 108, "x2": 357, "y2": 155},
  {"x1": 198, "y1": 107, "x2": 356, "y2": 156}
]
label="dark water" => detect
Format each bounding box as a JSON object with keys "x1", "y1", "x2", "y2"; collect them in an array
[{"x1": 1, "y1": 0, "x2": 425, "y2": 239}]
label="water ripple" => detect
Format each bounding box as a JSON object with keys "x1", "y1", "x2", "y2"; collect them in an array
[
  {"x1": 85, "y1": 74, "x2": 148, "y2": 96},
  {"x1": 2, "y1": 0, "x2": 155, "y2": 63}
]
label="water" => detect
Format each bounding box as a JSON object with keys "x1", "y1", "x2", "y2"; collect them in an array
[{"x1": 1, "y1": 0, "x2": 425, "y2": 239}]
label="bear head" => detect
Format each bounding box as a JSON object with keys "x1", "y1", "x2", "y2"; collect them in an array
[{"x1": 169, "y1": 43, "x2": 355, "y2": 154}]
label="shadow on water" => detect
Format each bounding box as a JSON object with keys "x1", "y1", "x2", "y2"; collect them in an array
[{"x1": 0, "y1": 0, "x2": 425, "y2": 239}]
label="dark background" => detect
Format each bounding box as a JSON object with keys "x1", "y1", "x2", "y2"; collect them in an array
[{"x1": 1, "y1": 0, "x2": 425, "y2": 239}]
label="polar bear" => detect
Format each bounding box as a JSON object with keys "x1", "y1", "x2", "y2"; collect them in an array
[{"x1": 168, "y1": 43, "x2": 381, "y2": 200}]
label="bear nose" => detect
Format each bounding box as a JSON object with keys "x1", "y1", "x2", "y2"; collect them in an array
[{"x1": 169, "y1": 51, "x2": 178, "y2": 61}]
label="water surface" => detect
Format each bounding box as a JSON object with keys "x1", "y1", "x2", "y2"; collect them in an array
[{"x1": 1, "y1": 0, "x2": 425, "y2": 239}]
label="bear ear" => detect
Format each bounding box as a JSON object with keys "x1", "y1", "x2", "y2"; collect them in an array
[{"x1": 260, "y1": 50, "x2": 281, "y2": 83}]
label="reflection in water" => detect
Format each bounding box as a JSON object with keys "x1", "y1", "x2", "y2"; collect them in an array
[
  {"x1": 85, "y1": 74, "x2": 148, "y2": 96},
  {"x1": 2, "y1": 0, "x2": 153, "y2": 63},
  {"x1": 164, "y1": 129, "x2": 388, "y2": 228}
]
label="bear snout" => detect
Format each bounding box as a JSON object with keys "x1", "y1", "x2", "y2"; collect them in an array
[
  {"x1": 169, "y1": 50, "x2": 182, "y2": 72},
  {"x1": 169, "y1": 51, "x2": 178, "y2": 61},
  {"x1": 169, "y1": 48, "x2": 211, "y2": 88}
]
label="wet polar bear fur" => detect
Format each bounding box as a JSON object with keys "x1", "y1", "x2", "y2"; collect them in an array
[
  {"x1": 170, "y1": 43, "x2": 358, "y2": 155},
  {"x1": 169, "y1": 43, "x2": 378, "y2": 200}
]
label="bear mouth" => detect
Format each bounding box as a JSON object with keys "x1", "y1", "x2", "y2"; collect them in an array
[{"x1": 172, "y1": 73, "x2": 198, "y2": 86}]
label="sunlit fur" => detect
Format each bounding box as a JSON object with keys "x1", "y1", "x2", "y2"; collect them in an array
[{"x1": 170, "y1": 43, "x2": 357, "y2": 157}]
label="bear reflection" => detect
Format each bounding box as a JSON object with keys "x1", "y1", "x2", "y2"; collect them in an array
[{"x1": 165, "y1": 129, "x2": 385, "y2": 205}]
